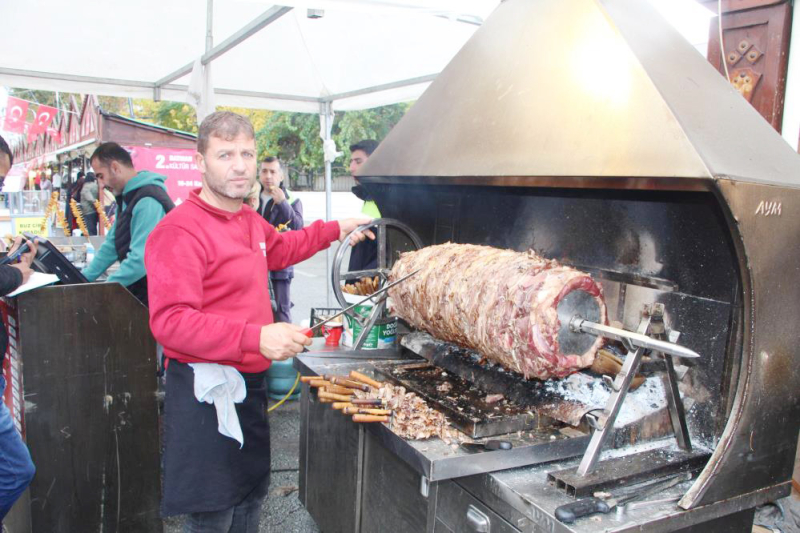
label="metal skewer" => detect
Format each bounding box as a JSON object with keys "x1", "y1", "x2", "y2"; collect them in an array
[{"x1": 570, "y1": 317, "x2": 700, "y2": 359}]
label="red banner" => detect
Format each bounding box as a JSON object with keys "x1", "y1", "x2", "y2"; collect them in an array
[
  {"x1": 125, "y1": 145, "x2": 201, "y2": 204},
  {"x1": 46, "y1": 126, "x2": 61, "y2": 143},
  {"x1": 27, "y1": 105, "x2": 57, "y2": 141},
  {"x1": 2, "y1": 97, "x2": 28, "y2": 134}
]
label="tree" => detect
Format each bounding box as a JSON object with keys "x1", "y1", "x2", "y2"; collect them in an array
[{"x1": 255, "y1": 102, "x2": 411, "y2": 176}]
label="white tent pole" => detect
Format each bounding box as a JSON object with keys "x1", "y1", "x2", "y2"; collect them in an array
[
  {"x1": 206, "y1": 0, "x2": 214, "y2": 52},
  {"x1": 321, "y1": 101, "x2": 334, "y2": 306}
]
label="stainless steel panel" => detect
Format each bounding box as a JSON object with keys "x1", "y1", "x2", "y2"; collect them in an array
[
  {"x1": 360, "y1": 430, "x2": 431, "y2": 533},
  {"x1": 437, "y1": 481, "x2": 520, "y2": 533},
  {"x1": 359, "y1": 0, "x2": 800, "y2": 188},
  {"x1": 679, "y1": 181, "x2": 800, "y2": 508},
  {"x1": 301, "y1": 384, "x2": 361, "y2": 533}
]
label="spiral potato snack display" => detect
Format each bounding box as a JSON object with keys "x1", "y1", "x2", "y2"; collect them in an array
[
  {"x1": 69, "y1": 199, "x2": 89, "y2": 237},
  {"x1": 94, "y1": 200, "x2": 112, "y2": 230},
  {"x1": 39, "y1": 191, "x2": 60, "y2": 234}
]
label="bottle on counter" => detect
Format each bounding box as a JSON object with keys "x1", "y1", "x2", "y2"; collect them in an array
[{"x1": 85, "y1": 242, "x2": 95, "y2": 265}]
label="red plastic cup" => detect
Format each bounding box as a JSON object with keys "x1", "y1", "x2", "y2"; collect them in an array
[{"x1": 323, "y1": 324, "x2": 343, "y2": 346}]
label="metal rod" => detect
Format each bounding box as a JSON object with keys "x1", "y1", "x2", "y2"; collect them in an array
[
  {"x1": 320, "y1": 74, "x2": 438, "y2": 102},
  {"x1": 154, "y1": 6, "x2": 292, "y2": 88},
  {"x1": 577, "y1": 316, "x2": 652, "y2": 476},
  {"x1": 663, "y1": 353, "x2": 692, "y2": 451},
  {"x1": 571, "y1": 317, "x2": 700, "y2": 359}
]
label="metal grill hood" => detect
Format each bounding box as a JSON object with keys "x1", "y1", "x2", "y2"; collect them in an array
[{"x1": 359, "y1": 0, "x2": 800, "y2": 187}]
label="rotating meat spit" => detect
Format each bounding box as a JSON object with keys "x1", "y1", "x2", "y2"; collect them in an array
[{"x1": 555, "y1": 296, "x2": 699, "y2": 477}]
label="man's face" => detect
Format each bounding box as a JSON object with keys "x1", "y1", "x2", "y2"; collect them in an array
[
  {"x1": 0, "y1": 154, "x2": 10, "y2": 180},
  {"x1": 196, "y1": 133, "x2": 257, "y2": 201},
  {"x1": 349, "y1": 149, "x2": 369, "y2": 178},
  {"x1": 91, "y1": 159, "x2": 123, "y2": 195},
  {"x1": 259, "y1": 160, "x2": 284, "y2": 190}
]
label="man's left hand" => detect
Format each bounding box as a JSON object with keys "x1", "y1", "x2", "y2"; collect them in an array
[
  {"x1": 338, "y1": 217, "x2": 375, "y2": 246},
  {"x1": 269, "y1": 185, "x2": 286, "y2": 204}
]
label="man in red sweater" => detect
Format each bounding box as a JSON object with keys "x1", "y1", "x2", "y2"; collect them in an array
[{"x1": 145, "y1": 111, "x2": 371, "y2": 531}]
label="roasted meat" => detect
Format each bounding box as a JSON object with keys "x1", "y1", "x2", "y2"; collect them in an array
[{"x1": 389, "y1": 243, "x2": 607, "y2": 380}]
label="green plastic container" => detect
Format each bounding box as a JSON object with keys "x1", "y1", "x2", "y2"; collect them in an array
[
  {"x1": 343, "y1": 302, "x2": 397, "y2": 349},
  {"x1": 267, "y1": 359, "x2": 300, "y2": 401}
]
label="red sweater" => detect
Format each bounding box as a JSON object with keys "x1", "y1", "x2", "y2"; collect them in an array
[{"x1": 145, "y1": 190, "x2": 340, "y2": 373}]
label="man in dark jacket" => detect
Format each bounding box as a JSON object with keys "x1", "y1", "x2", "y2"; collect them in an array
[
  {"x1": 257, "y1": 156, "x2": 303, "y2": 323},
  {"x1": 0, "y1": 135, "x2": 36, "y2": 524},
  {"x1": 348, "y1": 140, "x2": 380, "y2": 274}
]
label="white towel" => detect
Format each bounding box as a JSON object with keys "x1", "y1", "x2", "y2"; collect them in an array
[{"x1": 189, "y1": 363, "x2": 247, "y2": 448}]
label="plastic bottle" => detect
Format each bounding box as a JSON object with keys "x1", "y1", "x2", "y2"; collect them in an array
[{"x1": 85, "y1": 242, "x2": 95, "y2": 265}]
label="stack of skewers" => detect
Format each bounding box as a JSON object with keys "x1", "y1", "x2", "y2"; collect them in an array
[{"x1": 301, "y1": 371, "x2": 391, "y2": 423}]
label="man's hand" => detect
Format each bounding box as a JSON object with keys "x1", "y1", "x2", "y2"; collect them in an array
[
  {"x1": 269, "y1": 185, "x2": 286, "y2": 204},
  {"x1": 338, "y1": 217, "x2": 375, "y2": 246},
  {"x1": 8, "y1": 236, "x2": 37, "y2": 284},
  {"x1": 259, "y1": 323, "x2": 312, "y2": 361}
]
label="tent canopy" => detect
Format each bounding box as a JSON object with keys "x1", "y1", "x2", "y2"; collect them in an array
[{"x1": 0, "y1": 0, "x2": 500, "y2": 113}]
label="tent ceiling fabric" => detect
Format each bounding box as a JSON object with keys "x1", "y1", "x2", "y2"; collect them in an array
[{"x1": 0, "y1": 0, "x2": 499, "y2": 112}]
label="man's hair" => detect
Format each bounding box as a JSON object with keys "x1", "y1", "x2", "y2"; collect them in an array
[
  {"x1": 349, "y1": 139, "x2": 379, "y2": 156},
  {"x1": 91, "y1": 142, "x2": 134, "y2": 168},
  {"x1": 0, "y1": 134, "x2": 13, "y2": 167},
  {"x1": 197, "y1": 111, "x2": 255, "y2": 155},
  {"x1": 261, "y1": 155, "x2": 284, "y2": 173}
]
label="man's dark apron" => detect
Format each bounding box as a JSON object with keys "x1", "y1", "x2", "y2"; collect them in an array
[{"x1": 161, "y1": 360, "x2": 271, "y2": 516}]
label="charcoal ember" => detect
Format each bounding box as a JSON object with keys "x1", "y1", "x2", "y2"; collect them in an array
[
  {"x1": 485, "y1": 394, "x2": 504, "y2": 404},
  {"x1": 437, "y1": 382, "x2": 453, "y2": 393},
  {"x1": 389, "y1": 243, "x2": 607, "y2": 380}
]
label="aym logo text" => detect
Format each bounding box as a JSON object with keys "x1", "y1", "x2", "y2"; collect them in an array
[{"x1": 755, "y1": 201, "x2": 781, "y2": 217}]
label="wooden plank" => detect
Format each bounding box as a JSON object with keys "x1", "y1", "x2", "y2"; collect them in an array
[{"x1": 706, "y1": 1, "x2": 792, "y2": 131}]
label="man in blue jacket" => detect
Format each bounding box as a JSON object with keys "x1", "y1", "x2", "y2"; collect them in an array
[
  {"x1": 257, "y1": 156, "x2": 303, "y2": 322},
  {"x1": 83, "y1": 142, "x2": 174, "y2": 306}
]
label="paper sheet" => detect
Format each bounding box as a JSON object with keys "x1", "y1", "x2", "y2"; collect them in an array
[{"x1": 7, "y1": 272, "x2": 60, "y2": 297}]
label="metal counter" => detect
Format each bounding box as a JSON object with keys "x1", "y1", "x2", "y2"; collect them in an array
[{"x1": 295, "y1": 348, "x2": 787, "y2": 533}]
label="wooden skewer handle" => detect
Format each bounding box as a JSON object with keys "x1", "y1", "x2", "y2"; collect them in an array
[
  {"x1": 309, "y1": 380, "x2": 331, "y2": 388},
  {"x1": 323, "y1": 385, "x2": 355, "y2": 396},
  {"x1": 343, "y1": 407, "x2": 391, "y2": 416},
  {"x1": 329, "y1": 377, "x2": 370, "y2": 391},
  {"x1": 300, "y1": 376, "x2": 318, "y2": 383},
  {"x1": 352, "y1": 399, "x2": 384, "y2": 406},
  {"x1": 332, "y1": 402, "x2": 354, "y2": 410},
  {"x1": 352, "y1": 414, "x2": 389, "y2": 423},
  {"x1": 349, "y1": 371, "x2": 382, "y2": 389},
  {"x1": 318, "y1": 391, "x2": 354, "y2": 402}
]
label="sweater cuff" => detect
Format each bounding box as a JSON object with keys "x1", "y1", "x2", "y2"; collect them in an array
[
  {"x1": 324, "y1": 220, "x2": 341, "y2": 242},
  {"x1": 240, "y1": 323, "x2": 262, "y2": 355}
]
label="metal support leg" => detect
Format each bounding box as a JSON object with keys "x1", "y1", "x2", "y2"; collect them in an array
[
  {"x1": 577, "y1": 316, "x2": 652, "y2": 476},
  {"x1": 662, "y1": 331, "x2": 692, "y2": 450}
]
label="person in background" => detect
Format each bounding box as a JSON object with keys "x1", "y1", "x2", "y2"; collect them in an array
[
  {"x1": 66, "y1": 171, "x2": 86, "y2": 230},
  {"x1": 145, "y1": 111, "x2": 372, "y2": 532},
  {"x1": 257, "y1": 156, "x2": 303, "y2": 323},
  {"x1": 347, "y1": 140, "x2": 381, "y2": 273},
  {"x1": 80, "y1": 172, "x2": 99, "y2": 236},
  {"x1": 41, "y1": 175, "x2": 52, "y2": 196},
  {"x1": 0, "y1": 135, "x2": 36, "y2": 526},
  {"x1": 83, "y1": 142, "x2": 174, "y2": 305},
  {"x1": 51, "y1": 171, "x2": 62, "y2": 191},
  {"x1": 244, "y1": 180, "x2": 261, "y2": 210}
]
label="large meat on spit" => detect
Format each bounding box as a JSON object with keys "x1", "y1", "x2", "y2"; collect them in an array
[{"x1": 388, "y1": 243, "x2": 607, "y2": 380}]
